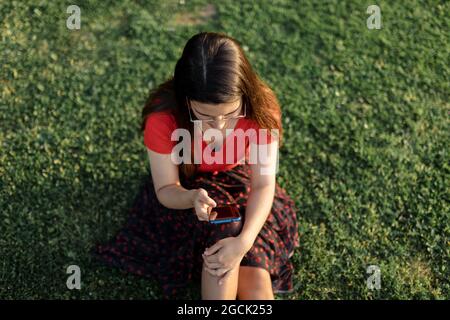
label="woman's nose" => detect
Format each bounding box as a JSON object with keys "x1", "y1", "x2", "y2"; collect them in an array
[{"x1": 210, "y1": 117, "x2": 226, "y2": 129}]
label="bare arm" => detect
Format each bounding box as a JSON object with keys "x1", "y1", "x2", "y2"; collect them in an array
[
  {"x1": 146, "y1": 148, "x2": 216, "y2": 215},
  {"x1": 238, "y1": 140, "x2": 278, "y2": 250},
  {"x1": 147, "y1": 148, "x2": 194, "y2": 209}
]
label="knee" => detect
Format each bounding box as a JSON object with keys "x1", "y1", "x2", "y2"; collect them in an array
[
  {"x1": 201, "y1": 263, "x2": 240, "y2": 300},
  {"x1": 238, "y1": 267, "x2": 274, "y2": 300},
  {"x1": 240, "y1": 271, "x2": 267, "y2": 291}
]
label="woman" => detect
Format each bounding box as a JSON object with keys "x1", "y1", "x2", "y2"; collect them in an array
[{"x1": 94, "y1": 32, "x2": 299, "y2": 300}]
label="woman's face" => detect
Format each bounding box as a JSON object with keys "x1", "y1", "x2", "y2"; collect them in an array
[{"x1": 189, "y1": 97, "x2": 243, "y2": 130}]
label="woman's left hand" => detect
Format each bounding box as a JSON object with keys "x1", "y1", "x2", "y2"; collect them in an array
[{"x1": 202, "y1": 236, "x2": 251, "y2": 285}]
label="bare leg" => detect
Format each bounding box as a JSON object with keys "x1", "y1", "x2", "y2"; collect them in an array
[
  {"x1": 201, "y1": 263, "x2": 240, "y2": 300},
  {"x1": 237, "y1": 266, "x2": 274, "y2": 300}
]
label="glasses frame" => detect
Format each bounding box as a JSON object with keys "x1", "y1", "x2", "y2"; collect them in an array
[{"x1": 187, "y1": 98, "x2": 247, "y2": 123}]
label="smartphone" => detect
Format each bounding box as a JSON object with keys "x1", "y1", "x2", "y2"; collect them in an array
[{"x1": 209, "y1": 205, "x2": 241, "y2": 224}]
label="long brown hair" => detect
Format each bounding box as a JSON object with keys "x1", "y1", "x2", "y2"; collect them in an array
[{"x1": 141, "y1": 32, "x2": 282, "y2": 179}]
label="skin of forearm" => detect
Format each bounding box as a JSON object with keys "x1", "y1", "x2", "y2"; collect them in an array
[
  {"x1": 155, "y1": 179, "x2": 275, "y2": 239},
  {"x1": 238, "y1": 183, "x2": 276, "y2": 250},
  {"x1": 156, "y1": 183, "x2": 196, "y2": 210}
]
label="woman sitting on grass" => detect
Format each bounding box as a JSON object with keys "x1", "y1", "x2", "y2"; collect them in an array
[{"x1": 95, "y1": 31, "x2": 299, "y2": 300}]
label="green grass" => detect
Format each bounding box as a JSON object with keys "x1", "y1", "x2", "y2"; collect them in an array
[{"x1": 1, "y1": 0, "x2": 448, "y2": 299}]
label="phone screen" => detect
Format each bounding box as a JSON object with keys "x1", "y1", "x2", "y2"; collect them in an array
[{"x1": 212, "y1": 205, "x2": 240, "y2": 220}]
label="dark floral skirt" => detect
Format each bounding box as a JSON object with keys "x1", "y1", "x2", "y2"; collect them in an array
[{"x1": 94, "y1": 164, "x2": 300, "y2": 299}]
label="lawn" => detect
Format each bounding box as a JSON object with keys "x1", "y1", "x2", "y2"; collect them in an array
[{"x1": 0, "y1": 0, "x2": 448, "y2": 299}]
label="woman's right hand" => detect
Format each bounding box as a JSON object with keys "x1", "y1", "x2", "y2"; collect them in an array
[{"x1": 191, "y1": 188, "x2": 217, "y2": 221}]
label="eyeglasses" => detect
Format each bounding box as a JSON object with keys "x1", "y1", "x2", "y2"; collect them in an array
[{"x1": 187, "y1": 98, "x2": 246, "y2": 123}]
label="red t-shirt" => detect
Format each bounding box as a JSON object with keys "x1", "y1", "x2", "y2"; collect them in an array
[{"x1": 144, "y1": 109, "x2": 275, "y2": 172}]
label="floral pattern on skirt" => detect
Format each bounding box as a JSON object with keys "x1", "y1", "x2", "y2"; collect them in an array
[{"x1": 94, "y1": 164, "x2": 300, "y2": 299}]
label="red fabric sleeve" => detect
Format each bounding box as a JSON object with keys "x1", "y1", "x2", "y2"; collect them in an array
[{"x1": 143, "y1": 111, "x2": 177, "y2": 154}]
